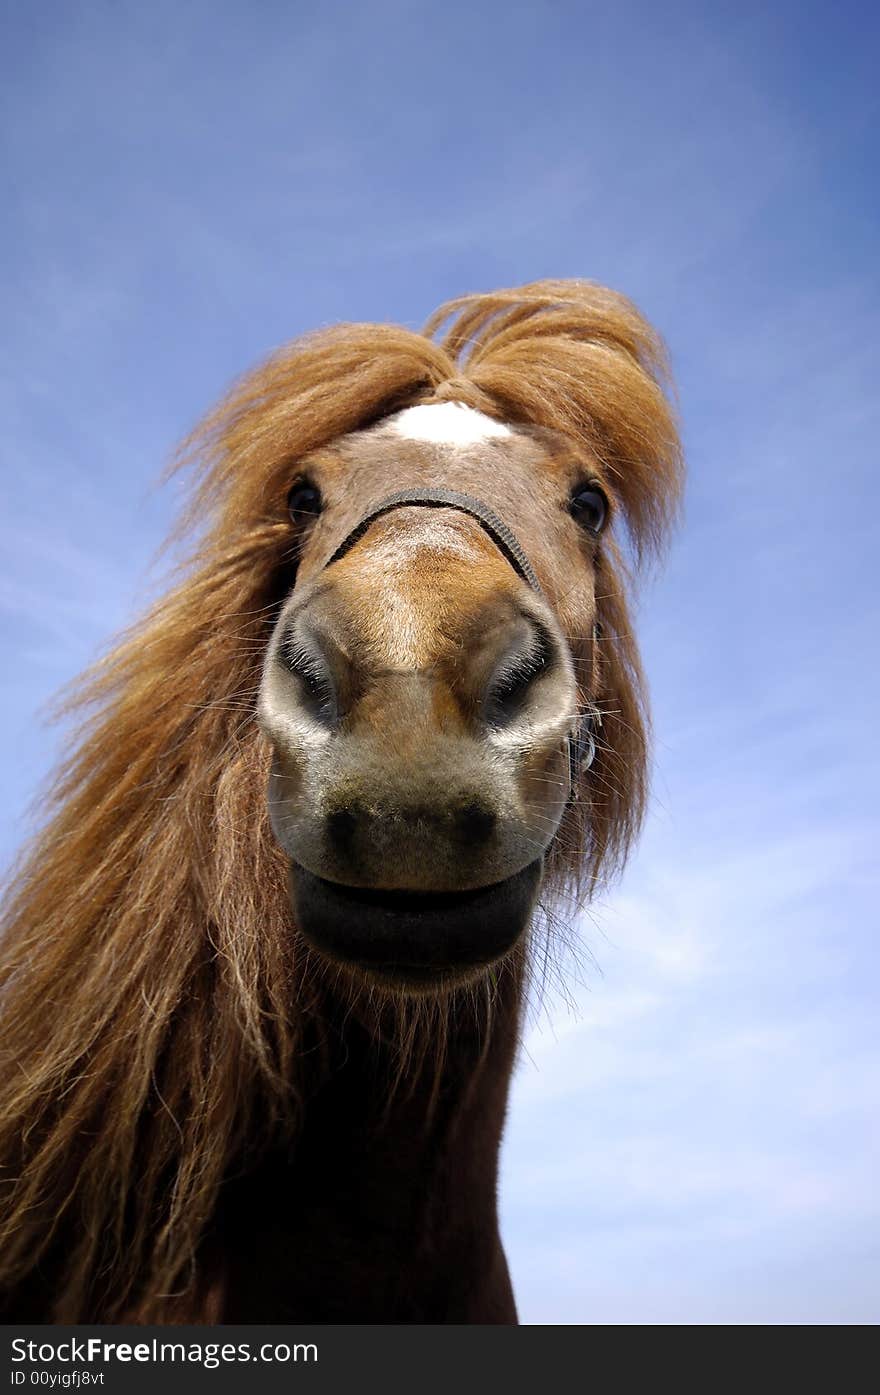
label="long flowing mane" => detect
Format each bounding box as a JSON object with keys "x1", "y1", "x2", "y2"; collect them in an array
[{"x1": 0, "y1": 280, "x2": 682, "y2": 1320}]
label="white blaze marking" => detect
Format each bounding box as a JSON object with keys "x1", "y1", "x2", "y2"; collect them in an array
[{"x1": 388, "y1": 401, "x2": 512, "y2": 445}]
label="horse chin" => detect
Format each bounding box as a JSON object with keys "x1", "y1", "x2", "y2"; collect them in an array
[{"x1": 287, "y1": 859, "x2": 542, "y2": 992}]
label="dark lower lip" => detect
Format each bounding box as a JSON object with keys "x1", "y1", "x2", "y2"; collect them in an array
[{"x1": 288, "y1": 860, "x2": 542, "y2": 981}]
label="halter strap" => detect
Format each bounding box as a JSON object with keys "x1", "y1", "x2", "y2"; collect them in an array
[
  {"x1": 324, "y1": 487, "x2": 543, "y2": 594},
  {"x1": 569, "y1": 698, "x2": 602, "y2": 786}
]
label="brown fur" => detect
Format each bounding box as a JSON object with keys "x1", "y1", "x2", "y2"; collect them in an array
[{"x1": 0, "y1": 280, "x2": 682, "y2": 1321}]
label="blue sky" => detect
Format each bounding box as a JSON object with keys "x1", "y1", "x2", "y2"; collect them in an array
[{"x1": 2, "y1": 0, "x2": 878, "y2": 1323}]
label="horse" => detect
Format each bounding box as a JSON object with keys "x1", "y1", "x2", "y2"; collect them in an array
[{"x1": 0, "y1": 280, "x2": 683, "y2": 1323}]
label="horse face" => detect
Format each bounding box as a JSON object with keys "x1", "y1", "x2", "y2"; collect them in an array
[{"x1": 258, "y1": 402, "x2": 605, "y2": 988}]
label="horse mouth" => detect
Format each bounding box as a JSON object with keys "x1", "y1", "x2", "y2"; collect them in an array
[{"x1": 288, "y1": 859, "x2": 542, "y2": 986}]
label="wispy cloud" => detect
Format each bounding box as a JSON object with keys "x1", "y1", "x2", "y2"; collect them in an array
[{"x1": 503, "y1": 758, "x2": 879, "y2": 1321}]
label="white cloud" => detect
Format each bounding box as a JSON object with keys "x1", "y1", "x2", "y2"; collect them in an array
[{"x1": 502, "y1": 790, "x2": 880, "y2": 1321}]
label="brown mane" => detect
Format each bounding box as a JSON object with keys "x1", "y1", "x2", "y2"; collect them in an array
[{"x1": 0, "y1": 280, "x2": 682, "y2": 1321}]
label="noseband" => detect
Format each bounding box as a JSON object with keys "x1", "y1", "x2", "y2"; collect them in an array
[
  {"x1": 325, "y1": 486, "x2": 542, "y2": 591},
  {"x1": 323, "y1": 487, "x2": 601, "y2": 781}
]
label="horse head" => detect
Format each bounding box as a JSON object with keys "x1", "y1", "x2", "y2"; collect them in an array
[{"x1": 259, "y1": 402, "x2": 608, "y2": 988}]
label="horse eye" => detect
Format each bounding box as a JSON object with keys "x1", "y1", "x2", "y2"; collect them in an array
[
  {"x1": 570, "y1": 484, "x2": 608, "y2": 535},
  {"x1": 287, "y1": 479, "x2": 323, "y2": 522}
]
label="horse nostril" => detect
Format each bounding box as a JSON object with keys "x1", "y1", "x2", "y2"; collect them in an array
[
  {"x1": 484, "y1": 625, "x2": 554, "y2": 726},
  {"x1": 278, "y1": 630, "x2": 338, "y2": 724}
]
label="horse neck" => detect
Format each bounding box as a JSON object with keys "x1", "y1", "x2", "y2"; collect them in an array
[
  {"x1": 303, "y1": 954, "x2": 525, "y2": 1193},
  {"x1": 214, "y1": 954, "x2": 525, "y2": 1321}
]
